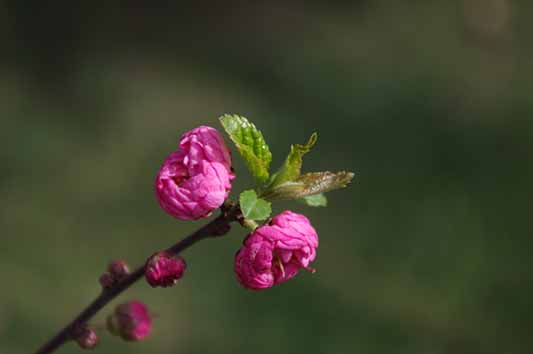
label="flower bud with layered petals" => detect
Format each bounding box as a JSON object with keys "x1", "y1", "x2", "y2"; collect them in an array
[
  {"x1": 234, "y1": 210, "x2": 318, "y2": 290},
  {"x1": 155, "y1": 126, "x2": 234, "y2": 220}
]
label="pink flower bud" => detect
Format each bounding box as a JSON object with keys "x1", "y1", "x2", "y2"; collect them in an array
[
  {"x1": 145, "y1": 252, "x2": 186, "y2": 288},
  {"x1": 234, "y1": 210, "x2": 318, "y2": 290},
  {"x1": 99, "y1": 272, "x2": 115, "y2": 289},
  {"x1": 155, "y1": 126, "x2": 234, "y2": 220},
  {"x1": 73, "y1": 327, "x2": 99, "y2": 349},
  {"x1": 99, "y1": 260, "x2": 131, "y2": 289},
  {"x1": 108, "y1": 260, "x2": 130, "y2": 279},
  {"x1": 107, "y1": 300, "x2": 152, "y2": 341}
]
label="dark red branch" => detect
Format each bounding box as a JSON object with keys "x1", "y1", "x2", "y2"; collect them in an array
[{"x1": 34, "y1": 205, "x2": 240, "y2": 354}]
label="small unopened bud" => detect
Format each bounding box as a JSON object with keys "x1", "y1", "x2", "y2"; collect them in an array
[
  {"x1": 99, "y1": 272, "x2": 115, "y2": 289},
  {"x1": 145, "y1": 252, "x2": 186, "y2": 288},
  {"x1": 73, "y1": 326, "x2": 99, "y2": 349},
  {"x1": 100, "y1": 260, "x2": 130, "y2": 289},
  {"x1": 108, "y1": 260, "x2": 130, "y2": 279},
  {"x1": 107, "y1": 300, "x2": 152, "y2": 341}
]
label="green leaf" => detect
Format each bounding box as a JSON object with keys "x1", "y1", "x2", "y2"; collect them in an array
[
  {"x1": 298, "y1": 171, "x2": 354, "y2": 195},
  {"x1": 269, "y1": 132, "x2": 317, "y2": 187},
  {"x1": 219, "y1": 114, "x2": 272, "y2": 184},
  {"x1": 239, "y1": 190, "x2": 272, "y2": 221},
  {"x1": 262, "y1": 171, "x2": 354, "y2": 200},
  {"x1": 301, "y1": 193, "x2": 328, "y2": 207}
]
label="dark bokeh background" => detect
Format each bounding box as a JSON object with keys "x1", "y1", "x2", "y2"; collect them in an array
[{"x1": 2, "y1": 2, "x2": 533, "y2": 354}]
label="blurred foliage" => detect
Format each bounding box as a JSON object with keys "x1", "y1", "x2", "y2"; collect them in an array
[{"x1": 1, "y1": 2, "x2": 533, "y2": 354}]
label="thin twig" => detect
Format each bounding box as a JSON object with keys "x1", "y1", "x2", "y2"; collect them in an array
[{"x1": 34, "y1": 205, "x2": 240, "y2": 354}]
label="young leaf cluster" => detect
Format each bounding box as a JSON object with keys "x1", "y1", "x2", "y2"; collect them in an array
[{"x1": 219, "y1": 114, "x2": 354, "y2": 222}]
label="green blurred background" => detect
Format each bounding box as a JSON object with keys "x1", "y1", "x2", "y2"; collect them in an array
[{"x1": 2, "y1": 1, "x2": 533, "y2": 354}]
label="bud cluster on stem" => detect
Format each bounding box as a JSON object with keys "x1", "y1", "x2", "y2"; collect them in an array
[
  {"x1": 33, "y1": 204, "x2": 240, "y2": 354},
  {"x1": 33, "y1": 115, "x2": 353, "y2": 354},
  {"x1": 99, "y1": 260, "x2": 130, "y2": 289}
]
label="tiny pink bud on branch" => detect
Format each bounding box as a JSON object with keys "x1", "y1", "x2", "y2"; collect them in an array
[
  {"x1": 72, "y1": 326, "x2": 99, "y2": 350},
  {"x1": 107, "y1": 301, "x2": 152, "y2": 341},
  {"x1": 108, "y1": 260, "x2": 130, "y2": 278},
  {"x1": 98, "y1": 272, "x2": 115, "y2": 289},
  {"x1": 99, "y1": 260, "x2": 131, "y2": 289},
  {"x1": 145, "y1": 252, "x2": 186, "y2": 288}
]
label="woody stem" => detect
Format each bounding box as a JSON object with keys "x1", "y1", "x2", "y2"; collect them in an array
[{"x1": 33, "y1": 204, "x2": 240, "y2": 354}]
